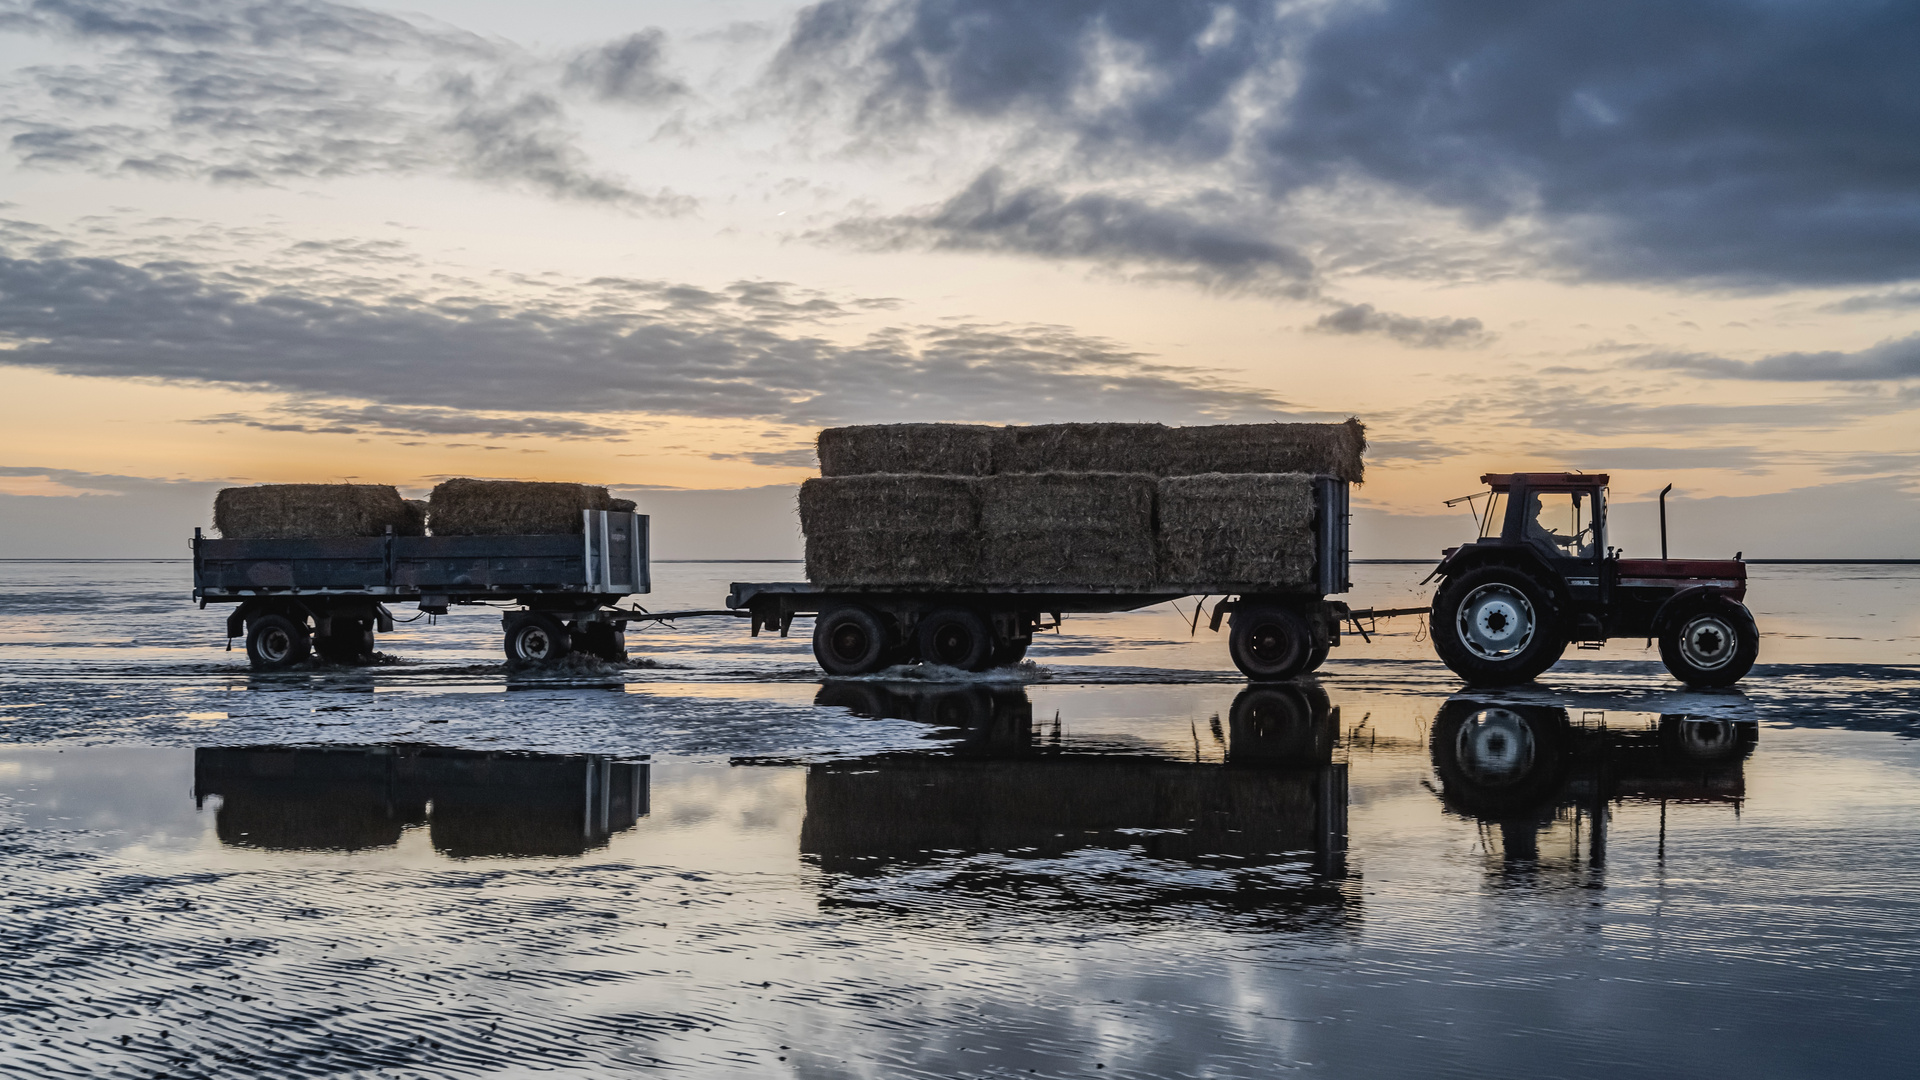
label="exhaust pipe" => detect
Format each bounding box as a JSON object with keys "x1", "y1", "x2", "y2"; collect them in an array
[{"x1": 1659, "y1": 483, "x2": 1673, "y2": 560}]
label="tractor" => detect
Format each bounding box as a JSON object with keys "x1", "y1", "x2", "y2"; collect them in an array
[{"x1": 1427, "y1": 473, "x2": 1759, "y2": 687}]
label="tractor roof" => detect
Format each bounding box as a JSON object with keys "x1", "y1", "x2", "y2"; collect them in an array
[{"x1": 1480, "y1": 472, "x2": 1610, "y2": 491}]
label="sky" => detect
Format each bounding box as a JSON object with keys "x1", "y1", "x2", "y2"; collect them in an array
[{"x1": 1, "y1": 0, "x2": 1916, "y2": 558}]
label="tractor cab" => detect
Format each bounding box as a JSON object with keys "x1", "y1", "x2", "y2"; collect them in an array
[{"x1": 1475, "y1": 472, "x2": 1610, "y2": 568}]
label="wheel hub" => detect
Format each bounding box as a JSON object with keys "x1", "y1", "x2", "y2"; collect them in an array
[
  {"x1": 1678, "y1": 613, "x2": 1736, "y2": 670},
  {"x1": 831, "y1": 624, "x2": 869, "y2": 662},
  {"x1": 1455, "y1": 708, "x2": 1536, "y2": 785},
  {"x1": 519, "y1": 627, "x2": 554, "y2": 660},
  {"x1": 1457, "y1": 583, "x2": 1536, "y2": 660},
  {"x1": 259, "y1": 629, "x2": 291, "y2": 662}
]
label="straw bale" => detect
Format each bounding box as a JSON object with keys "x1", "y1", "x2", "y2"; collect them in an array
[
  {"x1": 1156, "y1": 473, "x2": 1318, "y2": 587},
  {"x1": 995, "y1": 423, "x2": 1174, "y2": 475},
  {"x1": 608, "y1": 498, "x2": 637, "y2": 514},
  {"x1": 817, "y1": 424, "x2": 1002, "y2": 477},
  {"x1": 977, "y1": 472, "x2": 1157, "y2": 587},
  {"x1": 213, "y1": 484, "x2": 415, "y2": 539},
  {"x1": 1166, "y1": 419, "x2": 1366, "y2": 483},
  {"x1": 428, "y1": 479, "x2": 613, "y2": 536},
  {"x1": 801, "y1": 474, "x2": 981, "y2": 585}
]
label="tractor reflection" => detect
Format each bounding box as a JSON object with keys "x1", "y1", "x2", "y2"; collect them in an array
[{"x1": 1429, "y1": 696, "x2": 1756, "y2": 875}]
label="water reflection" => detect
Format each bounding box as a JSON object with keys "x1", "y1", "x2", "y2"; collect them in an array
[
  {"x1": 805, "y1": 682, "x2": 1352, "y2": 927},
  {"x1": 1429, "y1": 696, "x2": 1757, "y2": 872},
  {"x1": 193, "y1": 745, "x2": 649, "y2": 857}
]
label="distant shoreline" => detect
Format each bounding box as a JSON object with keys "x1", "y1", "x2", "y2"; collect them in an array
[{"x1": 1, "y1": 558, "x2": 1915, "y2": 565}]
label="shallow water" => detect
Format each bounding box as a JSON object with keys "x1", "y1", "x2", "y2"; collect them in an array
[{"x1": 1, "y1": 560, "x2": 1916, "y2": 1077}]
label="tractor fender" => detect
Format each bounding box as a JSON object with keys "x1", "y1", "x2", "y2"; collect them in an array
[
  {"x1": 1433, "y1": 544, "x2": 1561, "y2": 593},
  {"x1": 1648, "y1": 585, "x2": 1728, "y2": 636}
]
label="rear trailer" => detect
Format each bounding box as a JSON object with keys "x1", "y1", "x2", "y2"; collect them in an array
[
  {"x1": 731, "y1": 478, "x2": 1418, "y2": 679},
  {"x1": 192, "y1": 510, "x2": 649, "y2": 670}
]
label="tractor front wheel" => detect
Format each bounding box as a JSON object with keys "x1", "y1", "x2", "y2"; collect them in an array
[
  {"x1": 1659, "y1": 597, "x2": 1759, "y2": 687},
  {"x1": 1431, "y1": 565, "x2": 1567, "y2": 686}
]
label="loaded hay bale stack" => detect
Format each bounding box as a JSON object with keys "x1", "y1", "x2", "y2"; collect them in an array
[
  {"x1": 800, "y1": 474, "x2": 982, "y2": 586},
  {"x1": 994, "y1": 423, "x2": 1174, "y2": 476},
  {"x1": 213, "y1": 484, "x2": 419, "y2": 539},
  {"x1": 427, "y1": 479, "x2": 613, "y2": 536},
  {"x1": 1156, "y1": 473, "x2": 1319, "y2": 588},
  {"x1": 1165, "y1": 419, "x2": 1365, "y2": 483},
  {"x1": 978, "y1": 472, "x2": 1157, "y2": 588},
  {"x1": 817, "y1": 423, "x2": 1001, "y2": 477}
]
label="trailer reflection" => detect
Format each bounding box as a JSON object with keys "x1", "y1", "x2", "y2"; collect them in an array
[
  {"x1": 804, "y1": 682, "x2": 1353, "y2": 928},
  {"x1": 193, "y1": 745, "x2": 649, "y2": 858},
  {"x1": 1429, "y1": 695, "x2": 1756, "y2": 871}
]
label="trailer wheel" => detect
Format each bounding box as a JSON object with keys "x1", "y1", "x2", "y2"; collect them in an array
[
  {"x1": 1228, "y1": 683, "x2": 1335, "y2": 764},
  {"x1": 918, "y1": 608, "x2": 994, "y2": 671},
  {"x1": 1228, "y1": 604, "x2": 1314, "y2": 681},
  {"x1": 246, "y1": 614, "x2": 311, "y2": 671},
  {"x1": 1304, "y1": 629, "x2": 1332, "y2": 673},
  {"x1": 1658, "y1": 597, "x2": 1758, "y2": 687},
  {"x1": 576, "y1": 622, "x2": 627, "y2": 663},
  {"x1": 1431, "y1": 565, "x2": 1566, "y2": 686},
  {"x1": 504, "y1": 613, "x2": 572, "y2": 666},
  {"x1": 814, "y1": 605, "x2": 889, "y2": 676},
  {"x1": 314, "y1": 618, "x2": 375, "y2": 664}
]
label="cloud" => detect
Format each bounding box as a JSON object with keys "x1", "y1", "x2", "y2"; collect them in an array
[
  {"x1": 0, "y1": 0, "x2": 688, "y2": 209},
  {"x1": 821, "y1": 170, "x2": 1315, "y2": 294},
  {"x1": 1308, "y1": 303, "x2": 1490, "y2": 348},
  {"x1": 0, "y1": 242, "x2": 1304, "y2": 428},
  {"x1": 565, "y1": 30, "x2": 688, "y2": 105},
  {"x1": 191, "y1": 403, "x2": 632, "y2": 440},
  {"x1": 1821, "y1": 289, "x2": 1920, "y2": 313},
  {"x1": 1632, "y1": 334, "x2": 1920, "y2": 381},
  {"x1": 774, "y1": 0, "x2": 1920, "y2": 287}
]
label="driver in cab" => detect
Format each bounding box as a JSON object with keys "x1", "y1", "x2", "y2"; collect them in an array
[{"x1": 1524, "y1": 492, "x2": 1596, "y2": 559}]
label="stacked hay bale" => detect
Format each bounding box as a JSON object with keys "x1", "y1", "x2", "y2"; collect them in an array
[
  {"x1": 799, "y1": 474, "x2": 981, "y2": 586},
  {"x1": 803, "y1": 419, "x2": 1363, "y2": 589},
  {"x1": 427, "y1": 479, "x2": 613, "y2": 536},
  {"x1": 214, "y1": 484, "x2": 421, "y2": 539}
]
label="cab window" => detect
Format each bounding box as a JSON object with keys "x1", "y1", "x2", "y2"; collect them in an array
[{"x1": 1522, "y1": 491, "x2": 1597, "y2": 559}]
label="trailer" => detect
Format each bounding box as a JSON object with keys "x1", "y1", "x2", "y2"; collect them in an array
[
  {"x1": 729, "y1": 478, "x2": 1415, "y2": 679},
  {"x1": 192, "y1": 510, "x2": 649, "y2": 670}
]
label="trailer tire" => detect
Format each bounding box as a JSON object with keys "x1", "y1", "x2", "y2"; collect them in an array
[
  {"x1": 576, "y1": 622, "x2": 627, "y2": 663},
  {"x1": 1304, "y1": 630, "x2": 1332, "y2": 673},
  {"x1": 990, "y1": 635, "x2": 1031, "y2": 668},
  {"x1": 1228, "y1": 683, "x2": 1335, "y2": 764},
  {"x1": 918, "y1": 608, "x2": 994, "y2": 672},
  {"x1": 1228, "y1": 604, "x2": 1315, "y2": 681},
  {"x1": 1658, "y1": 596, "x2": 1758, "y2": 688},
  {"x1": 1431, "y1": 565, "x2": 1566, "y2": 686},
  {"x1": 814, "y1": 605, "x2": 890, "y2": 676},
  {"x1": 504, "y1": 613, "x2": 572, "y2": 666},
  {"x1": 246, "y1": 614, "x2": 311, "y2": 671}
]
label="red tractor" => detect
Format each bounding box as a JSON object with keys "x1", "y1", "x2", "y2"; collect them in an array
[{"x1": 1427, "y1": 473, "x2": 1759, "y2": 687}]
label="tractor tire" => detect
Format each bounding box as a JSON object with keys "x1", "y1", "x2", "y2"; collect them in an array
[
  {"x1": 813, "y1": 605, "x2": 890, "y2": 676},
  {"x1": 246, "y1": 613, "x2": 311, "y2": 672},
  {"x1": 917, "y1": 608, "x2": 994, "y2": 672},
  {"x1": 1228, "y1": 604, "x2": 1315, "y2": 681},
  {"x1": 1658, "y1": 596, "x2": 1759, "y2": 687},
  {"x1": 1428, "y1": 699, "x2": 1572, "y2": 819},
  {"x1": 504, "y1": 613, "x2": 572, "y2": 666},
  {"x1": 1431, "y1": 564, "x2": 1567, "y2": 686}
]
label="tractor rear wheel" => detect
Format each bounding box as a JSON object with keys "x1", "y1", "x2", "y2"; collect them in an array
[
  {"x1": 1658, "y1": 596, "x2": 1759, "y2": 687},
  {"x1": 1431, "y1": 565, "x2": 1567, "y2": 686},
  {"x1": 1228, "y1": 604, "x2": 1315, "y2": 681}
]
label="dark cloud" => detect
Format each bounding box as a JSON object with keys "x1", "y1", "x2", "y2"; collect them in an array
[
  {"x1": 822, "y1": 170, "x2": 1314, "y2": 293},
  {"x1": 191, "y1": 404, "x2": 630, "y2": 440},
  {"x1": 565, "y1": 30, "x2": 688, "y2": 105},
  {"x1": 1308, "y1": 303, "x2": 1490, "y2": 348},
  {"x1": 777, "y1": 0, "x2": 1920, "y2": 287},
  {"x1": 1632, "y1": 334, "x2": 1920, "y2": 381},
  {"x1": 0, "y1": 245, "x2": 1298, "y2": 428},
  {"x1": 0, "y1": 0, "x2": 687, "y2": 208},
  {"x1": 1821, "y1": 289, "x2": 1920, "y2": 314}
]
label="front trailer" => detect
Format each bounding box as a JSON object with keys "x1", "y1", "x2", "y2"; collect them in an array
[
  {"x1": 192, "y1": 510, "x2": 650, "y2": 670},
  {"x1": 729, "y1": 478, "x2": 1406, "y2": 679}
]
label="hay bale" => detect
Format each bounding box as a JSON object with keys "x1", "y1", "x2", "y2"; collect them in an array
[
  {"x1": 978, "y1": 472, "x2": 1157, "y2": 587},
  {"x1": 995, "y1": 423, "x2": 1174, "y2": 475},
  {"x1": 213, "y1": 484, "x2": 415, "y2": 539},
  {"x1": 1167, "y1": 419, "x2": 1366, "y2": 482},
  {"x1": 817, "y1": 424, "x2": 1002, "y2": 477},
  {"x1": 801, "y1": 474, "x2": 981, "y2": 585},
  {"x1": 1157, "y1": 473, "x2": 1318, "y2": 587},
  {"x1": 428, "y1": 479, "x2": 613, "y2": 536},
  {"x1": 608, "y1": 497, "x2": 636, "y2": 514}
]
